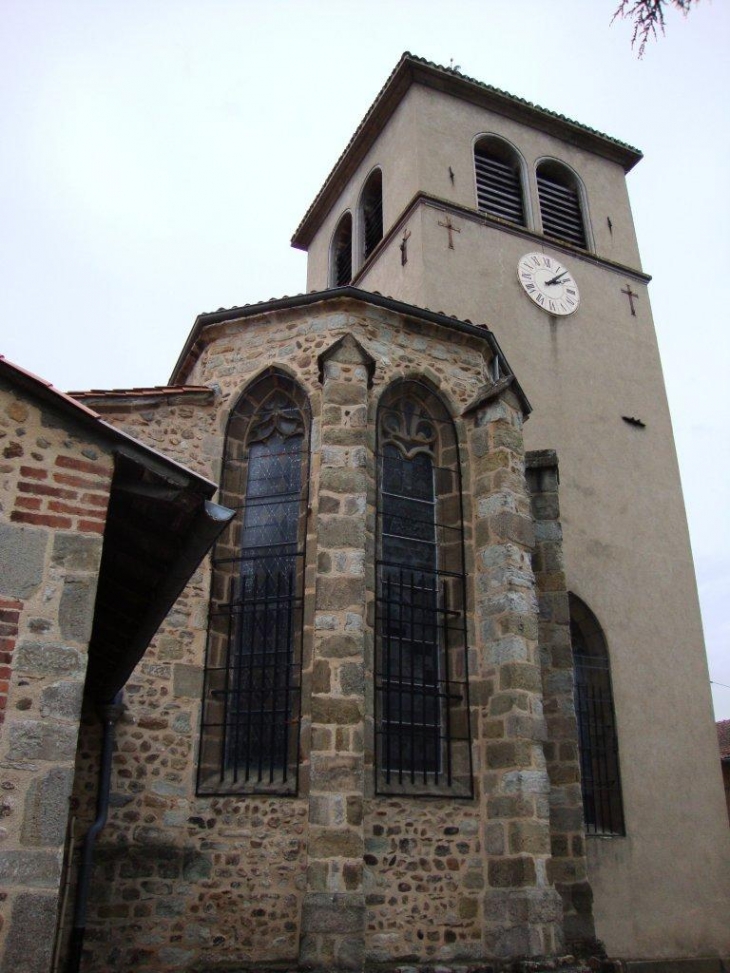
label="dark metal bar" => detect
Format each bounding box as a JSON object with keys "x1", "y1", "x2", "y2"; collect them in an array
[
  {"x1": 282, "y1": 568, "x2": 294, "y2": 783},
  {"x1": 221, "y1": 575, "x2": 236, "y2": 784},
  {"x1": 244, "y1": 573, "x2": 259, "y2": 783},
  {"x1": 442, "y1": 580, "x2": 452, "y2": 787},
  {"x1": 383, "y1": 572, "x2": 392, "y2": 784}
]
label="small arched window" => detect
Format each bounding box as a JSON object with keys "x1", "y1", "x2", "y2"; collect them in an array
[
  {"x1": 570, "y1": 593, "x2": 625, "y2": 835},
  {"x1": 474, "y1": 136, "x2": 526, "y2": 226},
  {"x1": 330, "y1": 212, "x2": 353, "y2": 287},
  {"x1": 375, "y1": 380, "x2": 472, "y2": 797},
  {"x1": 360, "y1": 168, "x2": 383, "y2": 261},
  {"x1": 537, "y1": 161, "x2": 588, "y2": 249},
  {"x1": 198, "y1": 372, "x2": 311, "y2": 796}
]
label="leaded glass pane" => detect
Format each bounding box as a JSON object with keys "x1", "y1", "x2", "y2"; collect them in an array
[
  {"x1": 198, "y1": 377, "x2": 308, "y2": 797},
  {"x1": 375, "y1": 383, "x2": 473, "y2": 797}
]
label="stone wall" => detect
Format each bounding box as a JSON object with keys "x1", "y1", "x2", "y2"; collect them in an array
[
  {"x1": 526, "y1": 451, "x2": 594, "y2": 952},
  {"x1": 0, "y1": 381, "x2": 112, "y2": 973},
  {"x1": 63, "y1": 298, "x2": 569, "y2": 971}
]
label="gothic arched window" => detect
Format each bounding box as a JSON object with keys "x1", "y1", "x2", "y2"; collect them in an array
[
  {"x1": 570, "y1": 593, "x2": 625, "y2": 835},
  {"x1": 360, "y1": 168, "x2": 383, "y2": 261},
  {"x1": 198, "y1": 372, "x2": 310, "y2": 795},
  {"x1": 330, "y1": 212, "x2": 353, "y2": 287},
  {"x1": 375, "y1": 381, "x2": 472, "y2": 797},
  {"x1": 536, "y1": 160, "x2": 588, "y2": 249},
  {"x1": 474, "y1": 136, "x2": 526, "y2": 226}
]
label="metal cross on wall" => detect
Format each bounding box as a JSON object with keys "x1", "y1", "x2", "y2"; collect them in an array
[
  {"x1": 438, "y1": 215, "x2": 461, "y2": 250},
  {"x1": 400, "y1": 229, "x2": 411, "y2": 266},
  {"x1": 621, "y1": 284, "x2": 639, "y2": 316}
]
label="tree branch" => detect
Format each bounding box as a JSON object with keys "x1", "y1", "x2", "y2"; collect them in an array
[{"x1": 613, "y1": 0, "x2": 697, "y2": 56}]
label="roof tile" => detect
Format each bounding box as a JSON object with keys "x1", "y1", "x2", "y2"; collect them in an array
[{"x1": 718, "y1": 719, "x2": 730, "y2": 759}]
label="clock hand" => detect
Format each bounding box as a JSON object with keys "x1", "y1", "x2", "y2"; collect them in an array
[{"x1": 544, "y1": 270, "x2": 569, "y2": 286}]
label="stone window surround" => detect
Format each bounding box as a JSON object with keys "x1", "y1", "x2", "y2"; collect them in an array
[
  {"x1": 198, "y1": 353, "x2": 488, "y2": 801},
  {"x1": 197, "y1": 369, "x2": 312, "y2": 797}
]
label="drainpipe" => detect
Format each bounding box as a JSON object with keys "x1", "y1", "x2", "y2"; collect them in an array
[{"x1": 65, "y1": 692, "x2": 124, "y2": 973}]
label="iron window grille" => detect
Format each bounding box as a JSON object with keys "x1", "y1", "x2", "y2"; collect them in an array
[
  {"x1": 361, "y1": 169, "x2": 384, "y2": 260},
  {"x1": 474, "y1": 139, "x2": 525, "y2": 226},
  {"x1": 570, "y1": 597, "x2": 625, "y2": 836},
  {"x1": 198, "y1": 374, "x2": 310, "y2": 796},
  {"x1": 537, "y1": 162, "x2": 588, "y2": 249},
  {"x1": 332, "y1": 213, "x2": 353, "y2": 286},
  {"x1": 375, "y1": 382, "x2": 473, "y2": 798}
]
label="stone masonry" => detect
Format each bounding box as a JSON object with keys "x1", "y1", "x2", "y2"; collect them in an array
[
  {"x1": 52, "y1": 295, "x2": 582, "y2": 972},
  {"x1": 526, "y1": 451, "x2": 595, "y2": 953},
  {"x1": 0, "y1": 380, "x2": 112, "y2": 973}
]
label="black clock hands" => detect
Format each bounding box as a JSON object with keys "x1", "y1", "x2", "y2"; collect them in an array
[{"x1": 544, "y1": 270, "x2": 569, "y2": 286}]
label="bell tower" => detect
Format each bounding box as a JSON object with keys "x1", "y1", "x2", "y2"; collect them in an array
[{"x1": 292, "y1": 53, "x2": 730, "y2": 962}]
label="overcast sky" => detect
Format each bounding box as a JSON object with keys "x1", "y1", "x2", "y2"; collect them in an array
[{"x1": 1, "y1": 0, "x2": 728, "y2": 719}]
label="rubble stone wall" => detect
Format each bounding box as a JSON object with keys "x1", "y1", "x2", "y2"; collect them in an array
[
  {"x1": 0, "y1": 381, "x2": 112, "y2": 973},
  {"x1": 64, "y1": 300, "x2": 568, "y2": 971}
]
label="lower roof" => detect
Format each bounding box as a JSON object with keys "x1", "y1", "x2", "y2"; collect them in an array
[{"x1": 168, "y1": 286, "x2": 530, "y2": 416}]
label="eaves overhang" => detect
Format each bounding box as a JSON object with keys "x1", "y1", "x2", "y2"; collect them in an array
[
  {"x1": 0, "y1": 356, "x2": 219, "y2": 498},
  {"x1": 291, "y1": 52, "x2": 643, "y2": 251},
  {"x1": 1, "y1": 355, "x2": 234, "y2": 702},
  {"x1": 169, "y1": 286, "x2": 531, "y2": 417}
]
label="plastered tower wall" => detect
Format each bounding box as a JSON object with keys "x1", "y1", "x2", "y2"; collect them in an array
[
  {"x1": 66, "y1": 297, "x2": 571, "y2": 971},
  {"x1": 298, "y1": 63, "x2": 730, "y2": 960}
]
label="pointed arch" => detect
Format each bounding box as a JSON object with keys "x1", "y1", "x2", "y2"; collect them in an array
[
  {"x1": 473, "y1": 134, "x2": 528, "y2": 227},
  {"x1": 198, "y1": 370, "x2": 311, "y2": 795},
  {"x1": 570, "y1": 593, "x2": 625, "y2": 835},
  {"x1": 375, "y1": 379, "x2": 472, "y2": 797},
  {"x1": 536, "y1": 159, "x2": 589, "y2": 249}
]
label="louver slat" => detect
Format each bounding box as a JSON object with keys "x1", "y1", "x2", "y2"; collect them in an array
[
  {"x1": 333, "y1": 218, "x2": 352, "y2": 286},
  {"x1": 364, "y1": 196, "x2": 383, "y2": 259},
  {"x1": 474, "y1": 148, "x2": 524, "y2": 226},
  {"x1": 537, "y1": 173, "x2": 587, "y2": 249}
]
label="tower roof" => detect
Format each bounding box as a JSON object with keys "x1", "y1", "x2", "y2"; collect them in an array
[{"x1": 291, "y1": 52, "x2": 643, "y2": 251}]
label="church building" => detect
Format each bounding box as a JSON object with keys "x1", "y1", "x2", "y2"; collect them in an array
[{"x1": 1, "y1": 53, "x2": 728, "y2": 973}]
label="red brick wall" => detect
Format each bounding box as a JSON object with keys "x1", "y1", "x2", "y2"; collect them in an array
[{"x1": 11, "y1": 454, "x2": 111, "y2": 534}]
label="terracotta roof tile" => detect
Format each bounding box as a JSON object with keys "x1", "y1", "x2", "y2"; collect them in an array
[
  {"x1": 0, "y1": 356, "x2": 217, "y2": 491},
  {"x1": 718, "y1": 720, "x2": 730, "y2": 760},
  {"x1": 69, "y1": 385, "x2": 212, "y2": 400},
  {"x1": 0, "y1": 355, "x2": 102, "y2": 421}
]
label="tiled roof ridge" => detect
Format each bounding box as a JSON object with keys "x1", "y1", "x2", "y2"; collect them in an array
[
  {"x1": 0, "y1": 354, "x2": 102, "y2": 422},
  {"x1": 69, "y1": 384, "x2": 212, "y2": 399},
  {"x1": 717, "y1": 719, "x2": 730, "y2": 758},
  {"x1": 194, "y1": 287, "x2": 484, "y2": 328},
  {"x1": 290, "y1": 52, "x2": 408, "y2": 245},
  {"x1": 405, "y1": 52, "x2": 641, "y2": 155},
  {"x1": 291, "y1": 51, "x2": 642, "y2": 246},
  {"x1": 0, "y1": 355, "x2": 217, "y2": 491}
]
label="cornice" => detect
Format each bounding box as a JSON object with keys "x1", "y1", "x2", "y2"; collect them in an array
[{"x1": 291, "y1": 53, "x2": 643, "y2": 251}]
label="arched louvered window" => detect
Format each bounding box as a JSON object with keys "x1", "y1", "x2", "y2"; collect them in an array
[
  {"x1": 375, "y1": 381, "x2": 472, "y2": 798},
  {"x1": 198, "y1": 372, "x2": 310, "y2": 796},
  {"x1": 537, "y1": 161, "x2": 588, "y2": 249},
  {"x1": 474, "y1": 137, "x2": 525, "y2": 226},
  {"x1": 570, "y1": 594, "x2": 625, "y2": 835},
  {"x1": 361, "y1": 169, "x2": 383, "y2": 261},
  {"x1": 331, "y1": 212, "x2": 353, "y2": 287}
]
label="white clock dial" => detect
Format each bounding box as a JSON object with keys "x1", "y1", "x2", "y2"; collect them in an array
[{"x1": 517, "y1": 252, "x2": 580, "y2": 315}]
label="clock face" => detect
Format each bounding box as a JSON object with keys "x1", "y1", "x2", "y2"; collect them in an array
[{"x1": 517, "y1": 252, "x2": 580, "y2": 315}]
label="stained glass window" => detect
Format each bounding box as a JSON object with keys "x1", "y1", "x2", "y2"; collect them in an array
[
  {"x1": 198, "y1": 375, "x2": 309, "y2": 795},
  {"x1": 375, "y1": 381, "x2": 472, "y2": 797}
]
